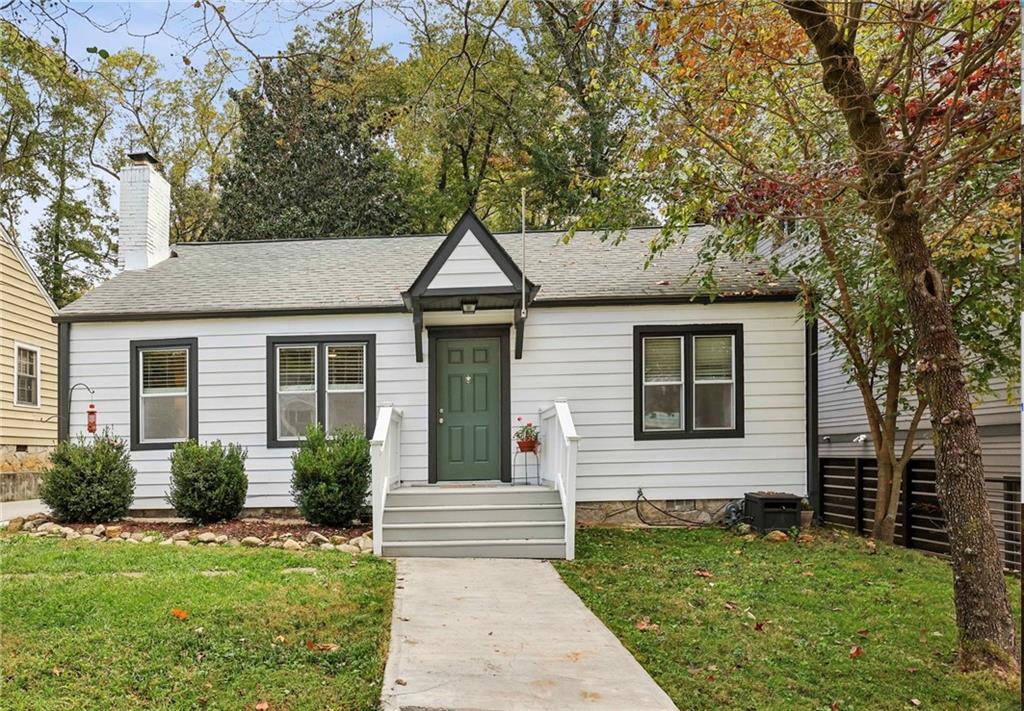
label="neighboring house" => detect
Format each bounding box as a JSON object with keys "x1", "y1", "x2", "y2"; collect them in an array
[
  {"x1": 0, "y1": 226, "x2": 59, "y2": 501},
  {"x1": 816, "y1": 331, "x2": 1021, "y2": 569},
  {"x1": 56, "y1": 152, "x2": 813, "y2": 558}
]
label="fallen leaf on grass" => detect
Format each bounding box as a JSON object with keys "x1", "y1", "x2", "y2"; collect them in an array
[
  {"x1": 906, "y1": 667, "x2": 918, "y2": 673},
  {"x1": 51, "y1": 667, "x2": 62, "y2": 676},
  {"x1": 634, "y1": 616, "x2": 660, "y2": 632},
  {"x1": 724, "y1": 601, "x2": 738, "y2": 611},
  {"x1": 849, "y1": 645, "x2": 864, "y2": 658},
  {"x1": 754, "y1": 622, "x2": 765, "y2": 632},
  {"x1": 830, "y1": 702, "x2": 840, "y2": 711},
  {"x1": 909, "y1": 700, "x2": 921, "y2": 707},
  {"x1": 255, "y1": 701, "x2": 269, "y2": 710},
  {"x1": 856, "y1": 629, "x2": 870, "y2": 638},
  {"x1": 693, "y1": 568, "x2": 714, "y2": 578},
  {"x1": 304, "y1": 640, "x2": 340, "y2": 652},
  {"x1": 170, "y1": 608, "x2": 189, "y2": 620},
  {"x1": 273, "y1": 635, "x2": 286, "y2": 644}
]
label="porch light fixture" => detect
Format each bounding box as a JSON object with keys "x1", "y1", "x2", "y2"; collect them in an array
[{"x1": 461, "y1": 299, "x2": 478, "y2": 314}]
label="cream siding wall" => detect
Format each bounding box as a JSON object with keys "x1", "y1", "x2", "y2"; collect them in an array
[
  {"x1": 428, "y1": 230, "x2": 513, "y2": 290},
  {"x1": 67, "y1": 301, "x2": 807, "y2": 509},
  {"x1": 0, "y1": 240, "x2": 58, "y2": 447}
]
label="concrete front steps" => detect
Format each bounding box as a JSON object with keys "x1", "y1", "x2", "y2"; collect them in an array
[{"x1": 381, "y1": 485, "x2": 566, "y2": 559}]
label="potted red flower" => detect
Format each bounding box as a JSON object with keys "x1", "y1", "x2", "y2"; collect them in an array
[{"x1": 514, "y1": 416, "x2": 539, "y2": 452}]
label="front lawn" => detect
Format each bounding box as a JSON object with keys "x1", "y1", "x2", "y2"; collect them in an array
[
  {"x1": 554, "y1": 527, "x2": 1021, "y2": 711},
  {"x1": 1, "y1": 536, "x2": 394, "y2": 710}
]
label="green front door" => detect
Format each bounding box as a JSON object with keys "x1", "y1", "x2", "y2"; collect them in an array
[{"x1": 435, "y1": 337, "x2": 502, "y2": 481}]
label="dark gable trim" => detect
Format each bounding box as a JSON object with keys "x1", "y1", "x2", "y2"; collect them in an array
[
  {"x1": 406, "y1": 209, "x2": 534, "y2": 298},
  {"x1": 57, "y1": 322, "x2": 70, "y2": 442},
  {"x1": 427, "y1": 325, "x2": 511, "y2": 484},
  {"x1": 633, "y1": 324, "x2": 745, "y2": 441},
  {"x1": 806, "y1": 321, "x2": 820, "y2": 520},
  {"x1": 55, "y1": 304, "x2": 405, "y2": 324},
  {"x1": 53, "y1": 292, "x2": 798, "y2": 324},
  {"x1": 266, "y1": 334, "x2": 377, "y2": 449},
  {"x1": 532, "y1": 293, "x2": 798, "y2": 308},
  {"x1": 129, "y1": 337, "x2": 198, "y2": 451}
]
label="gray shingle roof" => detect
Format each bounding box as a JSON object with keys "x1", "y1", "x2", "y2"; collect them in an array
[{"x1": 56, "y1": 226, "x2": 798, "y2": 321}]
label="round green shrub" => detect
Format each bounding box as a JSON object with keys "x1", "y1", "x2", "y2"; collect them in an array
[
  {"x1": 290, "y1": 424, "x2": 371, "y2": 526},
  {"x1": 39, "y1": 432, "x2": 136, "y2": 523},
  {"x1": 167, "y1": 440, "x2": 248, "y2": 524}
]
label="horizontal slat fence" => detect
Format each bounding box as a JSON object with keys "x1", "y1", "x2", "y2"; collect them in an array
[{"x1": 818, "y1": 457, "x2": 1020, "y2": 572}]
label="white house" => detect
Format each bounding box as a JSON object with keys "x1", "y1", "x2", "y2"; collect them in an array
[{"x1": 56, "y1": 152, "x2": 812, "y2": 558}]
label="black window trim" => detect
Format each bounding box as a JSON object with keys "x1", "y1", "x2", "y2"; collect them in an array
[
  {"x1": 633, "y1": 324, "x2": 744, "y2": 441},
  {"x1": 130, "y1": 337, "x2": 199, "y2": 451},
  {"x1": 266, "y1": 334, "x2": 376, "y2": 448}
]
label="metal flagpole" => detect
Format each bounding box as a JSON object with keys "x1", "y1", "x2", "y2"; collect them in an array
[{"x1": 521, "y1": 188, "x2": 527, "y2": 319}]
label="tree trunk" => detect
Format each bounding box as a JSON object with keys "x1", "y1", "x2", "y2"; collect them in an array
[{"x1": 784, "y1": 0, "x2": 1019, "y2": 671}]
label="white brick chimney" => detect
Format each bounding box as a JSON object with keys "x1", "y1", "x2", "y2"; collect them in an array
[{"x1": 118, "y1": 151, "x2": 170, "y2": 271}]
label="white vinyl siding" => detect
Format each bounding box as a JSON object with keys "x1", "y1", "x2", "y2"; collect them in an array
[
  {"x1": 427, "y1": 230, "x2": 513, "y2": 290},
  {"x1": 66, "y1": 301, "x2": 806, "y2": 509}
]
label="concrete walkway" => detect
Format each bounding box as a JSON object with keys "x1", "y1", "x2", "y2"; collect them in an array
[
  {"x1": 381, "y1": 558, "x2": 677, "y2": 711},
  {"x1": 0, "y1": 499, "x2": 48, "y2": 521}
]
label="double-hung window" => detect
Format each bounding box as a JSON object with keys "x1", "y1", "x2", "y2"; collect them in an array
[
  {"x1": 14, "y1": 344, "x2": 40, "y2": 407},
  {"x1": 130, "y1": 338, "x2": 198, "y2": 450},
  {"x1": 633, "y1": 324, "x2": 743, "y2": 439},
  {"x1": 267, "y1": 335, "x2": 375, "y2": 447}
]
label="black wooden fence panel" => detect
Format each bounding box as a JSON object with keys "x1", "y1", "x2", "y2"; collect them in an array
[{"x1": 818, "y1": 457, "x2": 1021, "y2": 572}]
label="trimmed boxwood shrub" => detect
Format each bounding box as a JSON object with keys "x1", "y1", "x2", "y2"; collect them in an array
[
  {"x1": 291, "y1": 424, "x2": 370, "y2": 526},
  {"x1": 40, "y1": 432, "x2": 136, "y2": 523},
  {"x1": 167, "y1": 440, "x2": 248, "y2": 524}
]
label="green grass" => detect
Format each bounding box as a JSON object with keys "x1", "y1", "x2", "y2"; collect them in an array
[
  {"x1": 554, "y1": 527, "x2": 1021, "y2": 711},
  {"x1": 1, "y1": 536, "x2": 394, "y2": 710}
]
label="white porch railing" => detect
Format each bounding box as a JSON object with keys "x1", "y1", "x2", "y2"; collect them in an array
[
  {"x1": 369, "y1": 404, "x2": 403, "y2": 556},
  {"x1": 539, "y1": 398, "x2": 580, "y2": 560}
]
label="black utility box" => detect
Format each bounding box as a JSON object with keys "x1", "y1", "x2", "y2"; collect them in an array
[{"x1": 745, "y1": 492, "x2": 801, "y2": 532}]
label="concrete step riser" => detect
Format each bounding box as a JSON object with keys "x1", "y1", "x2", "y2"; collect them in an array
[
  {"x1": 386, "y1": 490, "x2": 559, "y2": 507},
  {"x1": 381, "y1": 542, "x2": 566, "y2": 559},
  {"x1": 384, "y1": 523, "x2": 566, "y2": 542},
  {"x1": 383, "y1": 506, "x2": 564, "y2": 524}
]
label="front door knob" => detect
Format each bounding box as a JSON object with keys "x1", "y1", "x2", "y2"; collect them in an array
[{"x1": 438, "y1": 417, "x2": 445, "y2": 424}]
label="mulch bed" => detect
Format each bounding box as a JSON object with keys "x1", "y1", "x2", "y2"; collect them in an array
[{"x1": 61, "y1": 518, "x2": 369, "y2": 540}]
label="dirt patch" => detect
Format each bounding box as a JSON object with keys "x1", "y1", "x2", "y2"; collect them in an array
[{"x1": 59, "y1": 518, "x2": 368, "y2": 541}]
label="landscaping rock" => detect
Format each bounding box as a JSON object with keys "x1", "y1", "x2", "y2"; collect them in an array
[
  {"x1": 171, "y1": 530, "x2": 192, "y2": 541},
  {"x1": 330, "y1": 535, "x2": 348, "y2": 546},
  {"x1": 337, "y1": 544, "x2": 361, "y2": 554},
  {"x1": 196, "y1": 532, "x2": 218, "y2": 544},
  {"x1": 174, "y1": 540, "x2": 191, "y2": 547},
  {"x1": 7, "y1": 517, "x2": 25, "y2": 533},
  {"x1": 23, "y1": 520, "x2": 37, "y2": 531},
  {"x1": 363, "y1": 530, "x2": 372, "y2": 540},
  {"x1": 119, "y1": 532, "x2": 131, "y2": 540},
  {"x1": 90, "y1": 524, "x2": 104, "y2": 536},
  {"x1": 214, "y1": 534, "x2": 228, "y2": 544},
  {"x1": 225, "y1": 538, "x2": 241, "y2": 547},
  {"x1": 27, "y1": 512, "x2": 48, "y2": 521},
  {"x1": 797, "y1": 533, "x2": 815, "y2": 543},
  {"x1": 141, "y1": 536, "x2": 156, "y2": 544},
  {"x1": 319, "y1": 543, "x2": 335, "y2": 551},
  {"x1": 35, "y1": 522, "x2": 57, "y2": 533},
  {"x1": 31, "y1": 531, "x2": 48, "y2": 537},
  {"x1": 65, "y1": 531, "x2": 81, "y2": 540},
  {"x1": 282, "y1": 539, "x2": 302, "y2": 551},
  {"x1": 104, "y1": 526, "x2": 123, "y2": 539},
  {"x1": 734, "y1": 523, "x2": 753, "y2": 536},
  {"x1": 305, "y1": 531, "x2": 329, "y2": 545},
  {"x1": 268, "y1": 541, "x2": 284, "y2": 549},
  {"x1": 764, "y1": 530, "x2": 790, "y2": 542},
  {"x1": 159, "y1": 538, "x2": 174, "y2": 546},
  {"x1": 351, "y1": 537, "x2": 373, "y2": 551},
  {"x1": 130, "y1": 532, "x2": 145, "y2": 542},
  {"x1": 360, "y1": 548, "x2": 373, "y2": 555},
  {"x1": 125, "y1": 538, "x2": 140, "y2": 544},
  {"x1": 241, "y1": 536, "x2": 264, "y2": 548}
]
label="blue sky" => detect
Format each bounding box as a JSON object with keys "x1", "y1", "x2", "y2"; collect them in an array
[{"x1": 11, "y1": 1, "x2": 413, "y2": 239}]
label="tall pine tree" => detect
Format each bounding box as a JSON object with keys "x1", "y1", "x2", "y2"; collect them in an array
[{"x1": 211, "y1": 20, "x2": 411, "y2": 241}]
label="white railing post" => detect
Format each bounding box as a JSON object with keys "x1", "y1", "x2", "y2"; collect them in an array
[
  {"x1": 369, "y1": 403, "x2": 402, "y2": 557},
  {"x1": 538, "y1": 398, "x2": 580, "y2": 560}
]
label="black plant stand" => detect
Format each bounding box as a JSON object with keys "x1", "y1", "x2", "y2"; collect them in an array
[{"x1": 512, "y1": 449, "x2": 541, "y2": 486}]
